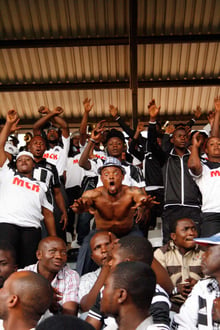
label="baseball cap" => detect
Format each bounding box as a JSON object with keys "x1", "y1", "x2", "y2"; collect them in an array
[
  {"x1": 98, "y1": 157, "x2": 126, "y2": 175},
  {"x1": 16, "y1": 151, "x2": 34, "y2": 161},
  {"x1": 47, "y1": 126, "x2": 59, "y2": 133},
  {"x1": 194, "y1": 233, "x2": 220, "y2": 246}
]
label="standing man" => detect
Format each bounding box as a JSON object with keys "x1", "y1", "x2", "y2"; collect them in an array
[
  {"x1": 28, "y1": 135, "x2": 68, "y2": 230},
  {"x1": 0, "y1": 110, "x2": 56, "y2": 267},
  {"x1": 72, "y1": 157, "x2": 158, "y2": 275},
  {"x1": 33, "y1": 106, "x2": 70, "y2": 239},
  {"x1": 147, "y1": 101, "x2": 202, "y2": 243},
  {"x1": 23, "y1": 236, "x2": 80, "y2": 316},
  {"x1": 172, "y1": 233, "x2": 220, "y2": 329},
  {"x1": 188, "y1": 96, "x2": 220, "y2": 236}
]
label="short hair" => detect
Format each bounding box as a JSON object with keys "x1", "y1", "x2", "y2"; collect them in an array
[
  {"x1": 112, "y1": 261, "x2": 156, "y2": 310},
  {"x1": 117, "y1": 236, "x2": 153, "y2": 265},
  {"x1": 170, "y1": 218, "x2": 195, "y2": 234},
  {"x1": 106, "y1": 129, "x2": 125, "y2": 144},
  {"x1": 35, "y1": 315, "x2": 95, "y2": 330},
  {"x1": 0, "y1": 240, "x2": 16, "y2": 264},
  {"x1": 12, "y1": 271, "x2": 53, "y2": 321}
]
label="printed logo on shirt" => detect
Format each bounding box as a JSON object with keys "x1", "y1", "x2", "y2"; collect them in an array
[
  {"x1": 13, "y1": 177, "x2": 40, "y2": 192},
  {"x1": 210, "y1": 170, "x2": 220, "y2": 177},
  {"x1": 43, "y1": 153, "x2": 59, "y2": 160}
]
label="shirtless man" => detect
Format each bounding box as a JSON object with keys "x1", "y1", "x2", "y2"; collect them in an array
[{"x1": 71, "y1": 157, "x2": 158, "y2": 237}]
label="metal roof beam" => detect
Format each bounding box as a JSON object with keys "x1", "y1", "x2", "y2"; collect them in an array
[
  {"x1": 130, "y1": 0, "x2": 138, "y2": 129},
  {"x1": 0, "y1": 78, "x2": 219, "y2": 92},
  {"x1": 0, "y1": 34, "x2": 219, "y2": 49}
]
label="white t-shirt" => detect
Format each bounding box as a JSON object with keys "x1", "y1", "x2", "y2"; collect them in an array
[
  {"x1": 190, "y1": 160, "x2": 220, "y2": 212},
  {"x1": 0, "y1": 162, "x2": 52, "y2": 228},
  {"x1": 43, "y1": 136, "x2": 70, "y2": 176},
  {"x1": 65, "y1": 154, "x2": 97, "y2": 189}
]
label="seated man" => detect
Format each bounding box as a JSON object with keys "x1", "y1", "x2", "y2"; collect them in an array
[
  {"x1": 86, "y1": 236, "x2": 171, "y2": 330},
  {"x1": 0, "y1": 240, "x2": 17, "y2": 288},
  {"x1": 36, "y1": 315, "x2": 95, "y2": 330},
  {"x1": 154, "y1": 218, "x2": 204, "y2": 312},
  {"x1": 101, "y1": 261, "x2": 156, "y2": 329},
  {"x1": 0, "y1": 270, "x2": 53, "y2": 330},
  {"x1": 79, "y1": 231, "x2": 116, "y2": 312},
  {"x1": 22, "y1": 236, "x2": 80, "y2": 316},
  {"x1": 172, "y1": 232, "x2": 220, "y2": 329}
]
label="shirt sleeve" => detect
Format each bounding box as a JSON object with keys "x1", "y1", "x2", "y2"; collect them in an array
[
  {"x1": 62, "y1": 270, "x2": 80, "y2": 304},
  {"x1": 171, "y1": 282, "x2": 201, "y2": 329}
]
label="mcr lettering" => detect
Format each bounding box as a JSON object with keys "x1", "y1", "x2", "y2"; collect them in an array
[
  {"x1": 210, "y1": 170, "x2": 220, "y2": 177},
  {"x1": 13, "y1": 177, "x2": 40, "y2": 192},
  {"x1": 43, "y1": 153, "x2": 58, "y2": 160}
]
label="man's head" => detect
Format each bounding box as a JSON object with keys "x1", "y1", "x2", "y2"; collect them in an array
[
  {"x1": 46, "y1": 127, "x2": 59, "y2": 144},
  {"x1": 90, "y1": 231, "x2": 116, "y2": 267},
  {"x1": 16, "y1": 151, "x2": 34, "y2": 175},
  {"x1": 205, "y1": 137, "x2": 220, "y2": 161},
  {"x1": 36, "y1": 315, "x2": 95, "y2": 330},
  {"x1": 28, "y1": 136, "x2": 47, "y2": 160},
  {"x1": 0, "y1": 241, "x2": 17, "y2": 288},
  {"x1": 109, "y1": 236, "x2": 153, "y2": 270},
  {"x1": 100, "y1": 261, "x2": 156, "y2": 317},
  {"x1": 98, "y1": 157, "x2": 125, "y2": 196},
  {"x1": 171, "y1": 127, "x2": 187, "y2": 150},
  {"x1": 170, "y1": 218, "x2": 198, "y2": 253},
  {"x1": 105, "y1": 129, "x2": 125, "y2": 158},
  {"x1": 0, "y1": 271, "x2": 53, "y2": 325},
  {"x1": 36, "y1": 237, "x2": 67, "y2": 274},
  {"x1": 71, "y1": 131, "x2": 80, "y2": 147},
  {"x1": 194, "y1": 233, "x2": 220, "y2": 278}
]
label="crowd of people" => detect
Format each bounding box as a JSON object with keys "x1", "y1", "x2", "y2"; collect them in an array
[{"x1": 0, "y1": 96, "x2": 220, "y2": 329}]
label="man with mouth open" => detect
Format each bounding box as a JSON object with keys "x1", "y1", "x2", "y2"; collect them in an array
[
  {"x1": 72, "y1": 157, "x2": 158, "y2": 276},
  {"x1": 72, "y1": 157, "x2": 158, "y2": 237}
]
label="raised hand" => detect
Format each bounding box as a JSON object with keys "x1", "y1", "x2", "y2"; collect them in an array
[
  {"x1": 193, "y1": 106, "x2": 202, "y2": 119},
  {"x1": 6, "y1": 109, "x2": 19, "y2": 125},
  {"x1": 53, "y1": 106, "x2": 64, "y2": 115},
  {"x1": 109, "y1": 105, "x2": 119, "y2": 118},
  {"x1": 214, "y1": 96, "x2": 220, "y2": 112},
  {"x1": 148, "y1": 99, "x2": 161, "y2": 120},
  {"x1": 38, "y1": 106, "x2": 50, "y2": 115},
  {"x1": 83, "y1": 97, "x2": 94, "y2": 113},
  {"x1": 192, "y1": 131, "x2": 203, "y2": 148},
  {"x1": 90, "y1": 120, "x2": 106, "y2": 143}
]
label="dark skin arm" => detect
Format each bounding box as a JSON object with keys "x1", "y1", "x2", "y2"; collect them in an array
[
  {"x1": 80, "y1": 264, "x2": 110, "y2": 312},
  {"x1": 187, "y1": 132, "x2": 202, "y2": 176},
  {"x1": 0, "y1": 110, "x2": 21, "y2": 167},
  {"x1": 151, "y1": 258, "x2": 174, "y2": 295},
  {"x1": 49, "y1": 288, "x2": 78, "y2": 315},
  {"x1": 42, "y1": 207, "x2": 57, "y2": 236},
  {"x1": 211, "y1": 96, "x2": 220, "y2": 137},
  {"x1": 79, "y1": 120, "x2": 105, "y2": 170},
  {"x1": 80, "y1": 98, "x2": 94, "y2": 146},
  {"x1": 53, "y1": 187, "x2": 68, "y2": 230}
]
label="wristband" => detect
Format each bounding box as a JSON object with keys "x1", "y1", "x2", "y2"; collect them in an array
[
  {"x1": 171, "y1": 286, "x2": 178, "y2": 296},
  {"x1": 90, "y1": 138, "x2": 96, "y2": 143}
]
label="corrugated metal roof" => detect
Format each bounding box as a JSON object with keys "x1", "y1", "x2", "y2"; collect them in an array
[{"x1": 0, "y1": 0, "x2": 219, "y2": 127}]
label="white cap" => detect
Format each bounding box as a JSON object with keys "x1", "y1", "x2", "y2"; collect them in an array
[{"x1": 16, "y1": 151, "x2": 34, "y2": 161}]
